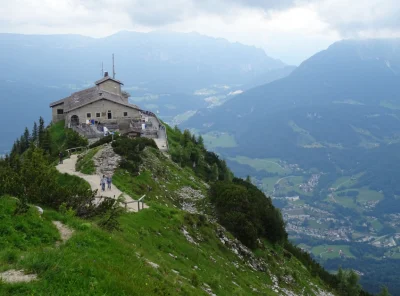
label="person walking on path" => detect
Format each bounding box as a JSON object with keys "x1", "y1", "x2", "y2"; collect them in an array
[
  {"x1": 59, "y1": 152, "x2": 63, "y2": 164},
  {"x1": 100, "y1": 175, "x2": 106, "y2": 192},
  {"x1": 107, "y1": 175, "x2": 112, "y2": 190}
]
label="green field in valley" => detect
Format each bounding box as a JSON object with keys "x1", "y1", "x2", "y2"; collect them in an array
[
  {"x1": 308, "y1": 220, "x2": 330, "y2": 230},
  {"x1": 331, "y1": 172, "x2": 364, "y2": 190},
  {"x1": 202, "y1": 132, "x2": 237, "y2": 149},
  {"x1": 369, "y1": 219, "x2": 383, "y2": 232},
  {"x1": 311, "y1": 245, "x2": 355, "y2": 260},
  {"x1": 357, "y1": 188, "x2": 384, "y2": 202},
  {"x1": 229, "y1": 156, "x2": 291, "y2": 175},
  {"x1": 261, "y1": 177, "x2": 280, "y2": 193},
  {"x1": 274, "y1": 176, "x2": 305, "y2": 195},
  {"x1": 333, "y1": 195, "x2": 357, "y2": 208}
]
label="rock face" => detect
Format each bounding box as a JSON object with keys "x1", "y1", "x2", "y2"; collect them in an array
[
  {"x1": 94, "y1": 144, "x2": 121, "y2": 176},
  {"x1": 176, "y1": 186, "x2": 205, "y2": 214},
  {"x1": 215, "y1": 226, "x2": 266, "y2": 272}
]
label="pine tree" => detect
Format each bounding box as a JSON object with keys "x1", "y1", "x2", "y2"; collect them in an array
[
  {"x1": 181, "y1": 129, "x2": 192, "y2": 147},
  {"x1": 246, "y1": 175, "x2": 252, "y2": 183},
  {"x1": 211, "y1": 163, "x2": 219, "y2": 182},
  {"x1": 378, "y1": 286, "x2": 391, "y2": 296},
  {"x1": 346, "y1": 270, "x2": 361, "y2": 296},
  {"x1": 38, "y1": 116, "x2": 45, "y2": 147},
  {"x1": 220, "y1": 160, "x2": 232, "y2": 181},
  {"x1": 31, "y1": 121, "x2": 38, "y2": 144},
  {"x1": 197, "y1": 135, "x2": 204, "y2": 149},
  {"x1": 337, "y1": 267, "x2": 346, "y2": 295},
  {"x1": 14, "y1": 139, "x2": 22, "y2": 155},
  {"x1": 191, "y1": 134, "x2": 197, "y2": 144},
  {"x1": 19, "y1": 135, "x2": 26, "y2": 153},
  {"x1": 41, "y1": 130, "x2": 52, "y2": 153},
  {"x1": 22, "y1": 127, "x2": 30, "y2": 151}
]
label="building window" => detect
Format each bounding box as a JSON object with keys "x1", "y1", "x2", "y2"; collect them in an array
[
  {"x1": 57, "y1": 109, "x2": 64, "y2": 115},
  {"x1": 87, "y1": 113, "x2": 91, "y2": 118},
  {"x1": 124, "y1": 112, "x2": 128, "y2": 117},
  {"x1": 96, "y1": 113, "x2": 101, "y2": 118}
]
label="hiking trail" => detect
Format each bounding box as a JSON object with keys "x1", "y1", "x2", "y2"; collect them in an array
[{"x1": 56, "y1": 153, "x2": 148, "y2": 212}]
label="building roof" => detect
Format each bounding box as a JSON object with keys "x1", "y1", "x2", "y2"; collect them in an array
[
  {"x1": 49, "y1": 86, "x2": 141, "y2": 112},
  {"x1": 95, "y1": 76, "x2": 124, "y2": 86}
]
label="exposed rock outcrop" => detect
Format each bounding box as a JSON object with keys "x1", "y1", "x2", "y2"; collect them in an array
[
  {"x1": 176, "y1": 186, "x2": 205, "y2": 214},
  {"x1": 93, "y1": 144, "x2": 121, "y2": 176},
  {"x1": 215, "y1": 226, "x2": 266, "y2": 272}
]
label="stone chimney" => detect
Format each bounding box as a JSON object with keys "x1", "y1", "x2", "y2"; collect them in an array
[{"x1": 104, "y1": 71, "x2": 109, "y2": 77}]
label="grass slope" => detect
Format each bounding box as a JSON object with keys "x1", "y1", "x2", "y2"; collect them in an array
[
  {"x1": 0, "y1": 196, "x2": 334, "y2": 296},
  {"x1": 0, "y1": 141, "x2": 336, "y2": 295},
  {"x1": 76, "y1": 146, "x2": 102, "y2": 175}
]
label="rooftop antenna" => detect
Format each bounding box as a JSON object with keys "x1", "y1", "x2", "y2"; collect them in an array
[
  {"x1": 112, "y1": 54, "x2": 116, "y2": 79},
  {"x1": 101, "y1": 62, "x2": 104, "y2": 77}
]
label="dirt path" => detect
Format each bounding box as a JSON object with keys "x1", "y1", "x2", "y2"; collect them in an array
[
  {"x1": 52, "y1": 221, "x2": 74, "y2": 243},
  {"x1": 0, "y1": 270, "x2": 37, "y2": 283},
  {"x1": 56, "y1": 154, "x2": 148, "y2": 212}
]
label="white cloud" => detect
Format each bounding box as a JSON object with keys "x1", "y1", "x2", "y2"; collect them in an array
[
  {"x1": 0, "y1": 0, "x2": 400, "y2": 64},
  {"x1": 312, "y1": 0, "x2": 400, "y2": 36}
]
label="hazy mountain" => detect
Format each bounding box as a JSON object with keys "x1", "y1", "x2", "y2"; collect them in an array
[
  {"x1": 0, "y1": 31, "x2": 290, "y2": 152},
  {"x1": 184, "y1": 38, "x2": 400, "y2": 294},
  {"x1": 186, "y1": 38, "x2": 400, "y2": 170},
  {"x1": 0, "y1": 31, "x2": 285, "y2": 92}
]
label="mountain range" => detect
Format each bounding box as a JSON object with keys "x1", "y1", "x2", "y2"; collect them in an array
[
  {"x1": 0, "y1": 31, "x2": 291, "y2": 153},
  {"x1": 185, "y1": 38, "x2": 400, "y2": 173},
  {"x1": 184, "y1": 38, "x2": 400, "y2": 294}
]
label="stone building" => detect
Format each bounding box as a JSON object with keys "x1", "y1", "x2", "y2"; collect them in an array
[
  {"x1": 50, "y1": 72, "x2": 141, "y2": 127},
  {"x1": 49, "y1": 72, "x2": 168, "y2": 151}
]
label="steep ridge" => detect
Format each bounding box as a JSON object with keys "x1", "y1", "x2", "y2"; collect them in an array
[{"x1": 0, "y1": 120, "x2": 357, "y2": 295}]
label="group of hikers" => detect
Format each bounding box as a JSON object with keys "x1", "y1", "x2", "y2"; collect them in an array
[{"x1": 100, "y1": 175, "x2": 112, "y2": 192}]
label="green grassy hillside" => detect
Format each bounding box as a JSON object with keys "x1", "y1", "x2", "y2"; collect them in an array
[
  {"x1": 2, "y1": 122, "x2": 374, "y2": 295},
  {"x1": 0, "y1": 195, "x2": 335, "y2": 296}
]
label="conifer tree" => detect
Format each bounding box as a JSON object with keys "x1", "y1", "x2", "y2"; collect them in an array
[
  {"x1": 337, "y1": 267, "x2": 346, "y2": 294},
  {"x1": 211, "y1": 163, "x2": 219, "y2": 181},
  {"x1": 41, "y1": 130, "x2": 52, "y2": 153},
  {"x1": 38, "y1": 116, "x2": 45, "y2": 147},
  {"x1": 379, "y1": 286, "x2": 391, "y2": 296},
  {"x1": 31, "y1": 121, "x2": 38, "y2": 144},
  {"x1": 346, "y1": 270, "x2": 361, "y2": 296},
  {"x1": 14, "y1": 139, "x2": 22, "y2": 155},
  {"x1": 220, "y1": 160, "x2": 232, "y2": 181},
  {"x1": 197, "y1": 135, "x2": 204, "y2": 149},
  {"x1": 191, "y1": 134, "x2": 197, "y2": 144},
  {"x1": 22, "y1": 127, "x2": 30, "y2": 151}
]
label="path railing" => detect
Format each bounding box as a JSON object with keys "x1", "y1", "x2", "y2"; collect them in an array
[
  {"x1": 123, "y1": 194, "x2": 146, "y2": 212},
  {"x1": 94, "y1": 194, "x2": 147, "y2": 212},
  {"x1": 66, "y1": 146, "x2": 88, "y2": 157}
]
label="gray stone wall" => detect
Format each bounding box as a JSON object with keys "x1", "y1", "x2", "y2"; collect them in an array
[
  {"x1": 98, "y1": 80, "x2": 121, "y2": 95},
  {"x1": 52, "y1": 104, "x2": 66, "y2": 123},
  {"x1": 65, "y1": 99, "x2": 140, "y2": 126}
]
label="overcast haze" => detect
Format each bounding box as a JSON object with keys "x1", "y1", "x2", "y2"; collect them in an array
[{"x1": 1, "y1": 0, "x2": 400, "y2": 64}]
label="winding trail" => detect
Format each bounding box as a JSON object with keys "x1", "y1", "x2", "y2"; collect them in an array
[
  {"x1": 275, "y1": 175, "x2": 294, "y2": 185},
  {"x1": 56, "y1": 154, "x2": 148, "y2": 212}
]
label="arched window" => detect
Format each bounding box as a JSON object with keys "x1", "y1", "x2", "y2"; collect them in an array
[{"x1": 71, "y1": 115, "x2": 79, "y2": 126}]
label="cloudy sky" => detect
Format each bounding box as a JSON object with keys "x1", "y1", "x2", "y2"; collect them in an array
[{"x1": 1, "y1": 0, "x2": 400, "y2": 64}]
